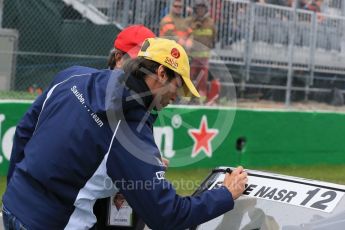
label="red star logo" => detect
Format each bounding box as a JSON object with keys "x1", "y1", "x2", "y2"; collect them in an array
[{"x1": 188, "y1": 116, "x2": 219, "y2": 158}]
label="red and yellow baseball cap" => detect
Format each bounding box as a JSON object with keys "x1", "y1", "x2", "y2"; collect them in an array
[
  {"x1": 114, "y1": 25, "x2": 155, "y2": 58},
  {"x1": 137, "y1": 38, "x2": 200, "y2": 98}
]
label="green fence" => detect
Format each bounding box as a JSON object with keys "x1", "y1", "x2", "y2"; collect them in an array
[
  {"x1": 1, "y1": 102, "x2": 345, "y2": 175},
  {"x1": 2, "y1": 0, "x2": 120, "y2": 92}
]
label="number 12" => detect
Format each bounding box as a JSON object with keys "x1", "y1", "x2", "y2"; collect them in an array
[{"x1": 300, "y1": 188, "x2": 337, "y2": 210}]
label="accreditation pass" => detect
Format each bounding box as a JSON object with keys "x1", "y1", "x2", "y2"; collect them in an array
[{"x1": 210, "y1": 170, "x2": 345, "y2": 213}]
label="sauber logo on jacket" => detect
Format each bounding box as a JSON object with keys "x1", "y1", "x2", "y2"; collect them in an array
[{"x1": 156, "y1": 171, "x2": 165, "y2": 180}]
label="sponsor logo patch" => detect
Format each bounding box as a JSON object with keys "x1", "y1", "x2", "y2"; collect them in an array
[{"x1": 171, "y1": 48, "x2": 180, "y2": 59}]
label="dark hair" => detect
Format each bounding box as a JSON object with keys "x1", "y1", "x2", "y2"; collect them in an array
[
  {"x1": 107, "y1": 49, "x2": 130, "y2": 70},
  {"x1": 123, "y1": 57, "x2": 176, "y2": 81}
]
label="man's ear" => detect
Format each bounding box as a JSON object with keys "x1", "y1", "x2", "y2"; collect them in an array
[{"x1": 157, "y1": 65, "x2": 168, "y2": 83}]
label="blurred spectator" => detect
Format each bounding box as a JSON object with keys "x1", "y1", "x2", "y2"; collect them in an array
[
  {"x1": 304, "y1": 0, "x2": 325, "y2": 22},
  {"x1": 209, "y1": 0, "x2": 248, "y2": 47},
  {"x1": 187, "y1": 0, "x2": 217, "y2": 101},
  {"x1": 251, "y1": 0, "x2": 266, "y2": 3},
  {"x1": 257, "y1": 0, "x2": 266, "y2": 3},
  {"x1": 266, "y1": 0, "x2": 285, "y2": 6},
  {"x1": 304, "y1": 0, "x2": 324, "y2": 12},
  {"x1": 27, "y1": 84, "x2": 43, "y2": 95},
  {"x1": 209, "y1": 0, "x2": 226, "y2": 46},
  {"x1": 209, "y1": 0, "x2": 222, "y2": 23},
  {"x1": 297, "y1": 0, "x2": 308, "y2": 9},
  {"x1": 159, "y1": 0, "x2": 192, "y2": 47},
  {"x1": 144, "y1": 0, "x2": 170, "y2": 34},
  {"x1": 265, "y1": 0, "x2": 310, "y2": 8},
  {"x1": 227, "y1": 2, "x2": 248, "y2": 46}
]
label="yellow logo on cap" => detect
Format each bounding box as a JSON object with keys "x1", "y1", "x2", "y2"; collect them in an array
[{"x1": 164, "y1": 57, "x2": 178, "y2": 69}]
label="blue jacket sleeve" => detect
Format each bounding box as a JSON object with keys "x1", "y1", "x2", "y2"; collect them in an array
[
  {"x1": 7, "y1": 67, "x2": 69, "y2": 183},
  {"x1": 7, "y1": 92, "x2": 47, "y2": 183},
  {"x1": 106, "y1": 120, "x2": 234, "y2": 230}
]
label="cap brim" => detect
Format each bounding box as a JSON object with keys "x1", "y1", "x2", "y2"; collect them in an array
[{"x1": 181, "y1": 77, "x2": 200, "y2": 97}]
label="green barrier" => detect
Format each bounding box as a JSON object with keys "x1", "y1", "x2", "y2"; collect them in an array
[
  {"x1": 1, "y1": 102, "x2": 345, "y2": 175},
  {"x1": 0, "y1": 101, "x2": 31, "y2": 175}
]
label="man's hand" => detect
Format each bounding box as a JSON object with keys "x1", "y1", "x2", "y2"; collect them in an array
[
  {"x1": 223, "y1": 166, "x2": 248, "y2": 200},
  {"x1": 162, "y1": 157, "x2": 170, "y2": 169}
]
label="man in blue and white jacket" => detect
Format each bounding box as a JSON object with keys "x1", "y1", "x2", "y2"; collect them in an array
[{"x1": 3, "y1": 38, "x2": 248, "y2": 230}]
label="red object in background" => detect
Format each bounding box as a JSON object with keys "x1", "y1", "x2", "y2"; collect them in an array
[
  {"x1": 28, "y1": 85, "x2": 43, "y2": 95},
  {"x1": 190, "y1": 58, "x2": 209, "y2": 97},
  {"x1": 114, "y1": 25, "x2": 155, "y2": 58},
  {"x1": 207, "y1": 79, "x2": 221, "y2": 104}
]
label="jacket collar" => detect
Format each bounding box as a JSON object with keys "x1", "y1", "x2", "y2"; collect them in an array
[{"x1": 125, "y1": 74, "x2": 154, "y2": 110}]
